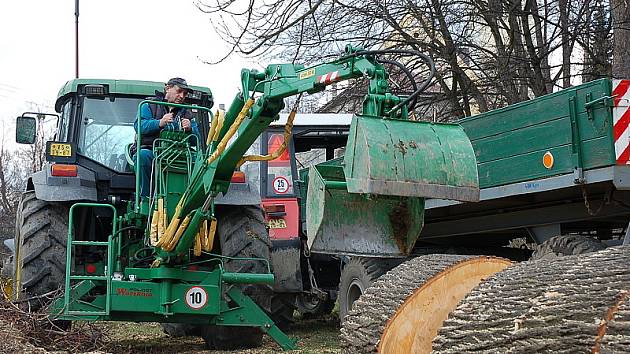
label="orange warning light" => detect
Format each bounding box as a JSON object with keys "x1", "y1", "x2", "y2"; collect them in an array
[{"x1": 543, "y1": 151, "x2": 554, "y2": 169}]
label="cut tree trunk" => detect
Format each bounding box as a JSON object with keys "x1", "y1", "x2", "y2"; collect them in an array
[
  {"x1": 339, "y1": 254, "x2": 512, "y2": 353},
  {"x1": 433, "y1": 246, "x2": 630, "y2": 353}
]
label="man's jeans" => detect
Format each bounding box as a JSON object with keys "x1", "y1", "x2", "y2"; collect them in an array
[{"x1": 133, "y1": 149, "x2": 154, "y2": 197}]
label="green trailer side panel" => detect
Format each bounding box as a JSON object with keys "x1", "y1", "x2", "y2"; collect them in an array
[
  {"x1": 460, "y1": 78, "x2": 616, "y2": 188},
  {"x1": 477, "y1": 136, "x2": 613, "y2": 186}
]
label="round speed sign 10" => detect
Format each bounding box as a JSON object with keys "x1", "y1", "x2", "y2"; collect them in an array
[{"x1": 185, "y1": 286, "x2": 208, "y2": 309}]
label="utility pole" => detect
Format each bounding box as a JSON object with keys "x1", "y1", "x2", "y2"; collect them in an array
[{"x1": 75, "y1": 0, "x2": 79, "y2": 78}]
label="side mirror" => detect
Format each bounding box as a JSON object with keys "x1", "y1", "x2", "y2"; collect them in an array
[{"x1": 16, "y1": 116, "x2": 37, "y2": 144}]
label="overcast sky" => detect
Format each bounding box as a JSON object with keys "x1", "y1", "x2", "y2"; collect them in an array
[{"x1": 0, "y1": 0, "x2": 257, "y2": 143}]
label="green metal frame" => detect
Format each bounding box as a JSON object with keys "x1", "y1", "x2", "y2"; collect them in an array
[
  {"x1": 57, "y1": 202, "x2": 296, "y2": 350},
  {"x1": 134, "y1": 100, "x2": 213, "y2": 212},
  {"x1": 64, "y1": 203, "x2": 117, "y2": 316},
  {"x1": 460, "y1": 78, "x2": 617, "y2": 188}
]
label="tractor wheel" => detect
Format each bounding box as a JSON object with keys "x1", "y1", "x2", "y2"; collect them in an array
[
  {"x1": 200, "y1": 205, "x2": 273, "y2": 350},
  {"x1": 296, "y1": 292, "x2": 335, "y2": 319},
  {"x1": 338, "y1": 257, "x2": 404, "y2": 323},
  {"x1": 530, "y1": 234, "x2": 606, "y2": 260},
  {"x1": 14, "y1": 191, "x2": 68, "y2": 311}
]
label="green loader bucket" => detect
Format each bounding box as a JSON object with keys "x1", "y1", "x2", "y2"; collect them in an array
[
  {"x1": 344, "y1": 115, "x2": 479, "y2": 202},
  {"x1": 306, "y1": 165, "x2": 425, "y2": 256},
  {"x1": 304, "y1": 116, "x2": 479, "y2": 256}
]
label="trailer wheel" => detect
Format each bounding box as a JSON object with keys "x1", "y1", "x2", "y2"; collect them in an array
[
  {"x1": 200, "y1": 205, "x2": 273, "y2": 350},
  {"x1": 296, "y1": 292, "x2": 335, "y2": 319},
  {"x1": 530, "y1": 235, "x2": 606, "y2": 261},
  {"x1": 269, "y1": 293, "x2": 296, "y2": 330},
  {"x1": 338, "y1": 257, "x2": 403, "y2": 323}
]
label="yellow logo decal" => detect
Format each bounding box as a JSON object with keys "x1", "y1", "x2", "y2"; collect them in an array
[{"x1": 299, "y1": 69, "x2": 315, "y2": 80}]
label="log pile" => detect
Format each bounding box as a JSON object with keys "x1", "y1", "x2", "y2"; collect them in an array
[
  {"x1": 433, "y1": 246, "x2": 630, "y2": 353},
  {"x1": 340, "y1": 254, "x2": 512, "y2": 353}
]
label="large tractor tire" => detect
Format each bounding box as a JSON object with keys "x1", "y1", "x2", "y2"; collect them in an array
[
  {"x1": 433, "y1": 246, "x2": 630, "y2": 353},
  {"x1": 338, "y1": 257, "x2": 404, "y2": 323},
  {"x1": 530, "y1": 234, "x2": 606, "y2": 260},
  {"x1": 340, "y1": 255, "x2": 511, "y2": 353},
  {"x1": 199, "y1": 205, "x2": 274, "y2": 350},
  {"x1": 14, "y1": 191, "x2": 68, "y2": 310}
]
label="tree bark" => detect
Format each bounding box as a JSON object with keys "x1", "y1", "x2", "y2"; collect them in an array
[
  {"x1": 339, "y1": 254, "x2": 511, "y2": 353},
  {"x1": 559, "y1": 0, "x2": 571, "y2": 87},
  {"x1": 433, "y1": 246, "x2": 630, "y2": 353},
  {"x1": 612, "y1": 0, "x2": 630, "y2": 78}
]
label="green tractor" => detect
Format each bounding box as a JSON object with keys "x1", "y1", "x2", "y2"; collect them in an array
[{"x1": 5, "y1": 45, "x2": 479, "y2": 350}]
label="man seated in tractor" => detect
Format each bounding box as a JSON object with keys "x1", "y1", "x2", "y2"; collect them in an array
[{"x1": 133, "y1": 77, "x2": 200, "y2": 196}]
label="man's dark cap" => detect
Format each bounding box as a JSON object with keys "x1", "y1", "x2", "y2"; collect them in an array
[{"x1": 166, "y1": 77, "x2": 193, "y2": 92}]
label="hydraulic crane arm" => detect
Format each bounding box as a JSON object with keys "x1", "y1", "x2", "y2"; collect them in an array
[
  {"x1": 179, "y1": 45, "x2": 427, "y2": 216},
  {"x1": 153, "y1": 45, "x2": 478, "y2": 262}
]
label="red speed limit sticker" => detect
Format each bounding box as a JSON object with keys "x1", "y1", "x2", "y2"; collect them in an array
[{"x1": 272, "y1": 176, "x2": 290, "y2": 194}]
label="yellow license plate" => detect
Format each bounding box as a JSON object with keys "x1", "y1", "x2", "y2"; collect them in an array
[
  {"x1": 50, "y1": 143, "x2": 72, "y2": 157},
  {"x1": 268, "y1": 218, "x2": 287, "y2": 229}
]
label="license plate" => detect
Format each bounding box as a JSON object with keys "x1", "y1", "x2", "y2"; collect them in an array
[
  {"x1": 49, "y1": 143, "x2": 72, "y2": 157},
  {"x1": 268, "y1": 218, "x2": 287, "y2": 229}
]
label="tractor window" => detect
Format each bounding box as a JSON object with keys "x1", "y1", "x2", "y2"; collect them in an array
[
  {"x1": 56, "y1": 101, "x2": 72, "y2": 142},
  {"x1": 78, "y1": 97, "x2": 140, "y2": 172}
]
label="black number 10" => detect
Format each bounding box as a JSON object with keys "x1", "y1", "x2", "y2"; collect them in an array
[{"x1": 190, "y1": 291, "x2": 202, "y2": 304}]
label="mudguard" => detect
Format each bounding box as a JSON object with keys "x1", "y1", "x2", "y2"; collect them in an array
[{"x1": 32, "y1": 163, "x2": 97, "y2": 202}]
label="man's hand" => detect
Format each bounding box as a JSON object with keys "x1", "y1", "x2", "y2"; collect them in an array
[
  {"x1": 159, "y1": 113, "x2": 174, "y2": 128},
  {"x1": 181, "y1": 118, "x2": 192, "y2": 132}
]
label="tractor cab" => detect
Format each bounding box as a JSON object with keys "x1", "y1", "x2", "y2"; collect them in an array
[{"x1": 16, "y1": 79, "x2": 213, "y2": 203}]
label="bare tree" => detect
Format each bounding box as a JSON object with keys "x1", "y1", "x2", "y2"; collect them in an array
[
  {"x1": 198, "y1": 0, "x2": 618, "y2": 120},
  {"x1": 581, "y1": 0, "x2": 613, "y2": 82},
  {"x1": 0, "y1": 130, "x2": 30, "y2": 256},
  {"x1": 611, "y1": 0, "x2": 630, "y2": 78}
]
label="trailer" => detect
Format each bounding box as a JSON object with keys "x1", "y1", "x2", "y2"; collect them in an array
[
  {"x1": 279, "y1": 78, "x2": 630, "y2": 321},
  {"x1": 423, "y1": 78, "x2": 630, "y2": 247}
]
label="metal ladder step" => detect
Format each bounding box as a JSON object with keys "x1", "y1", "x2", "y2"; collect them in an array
[
  {"x1": 71, "y1": 241, "x2": 109, "y2": 246},
  {"x1": 64, "y1": 203, "x2": 118, "y2": 318},
  {"x1": 66, "y1": 310, "x2": 107, "y2": 316},
  {"x1": 69, "y1": 275, "x2": 108, "y2": 281}
]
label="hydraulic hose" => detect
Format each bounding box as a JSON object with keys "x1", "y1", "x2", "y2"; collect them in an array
[
  {"x1": 377, "y1": 58, "x2": 419, "y2": 111},
  {"x1": 236, "y1": 94, "x2": 303, "y2": 167},
  {"x1": 349, "y1": 49, "x2": 436, "y2": 115}
]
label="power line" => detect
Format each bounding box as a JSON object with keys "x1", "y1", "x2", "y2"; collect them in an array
[{"x1": 0, "y1": 83, "x2": 20, "y2": 92}]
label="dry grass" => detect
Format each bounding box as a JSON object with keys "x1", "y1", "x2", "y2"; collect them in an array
[
  {"x1": 0, "y1": 289, "x2": 108, "y2": 354},
  {"x1": 0, "y1": 287, "x2": 341, "y2": 354},
  {"x1": 99, "y1": 315, "x2": 341, "y2": 354}
]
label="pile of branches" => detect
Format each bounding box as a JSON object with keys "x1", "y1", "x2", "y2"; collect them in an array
[{"x1": 0, "y1": 289, "x2": 108, "y2": 353}]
